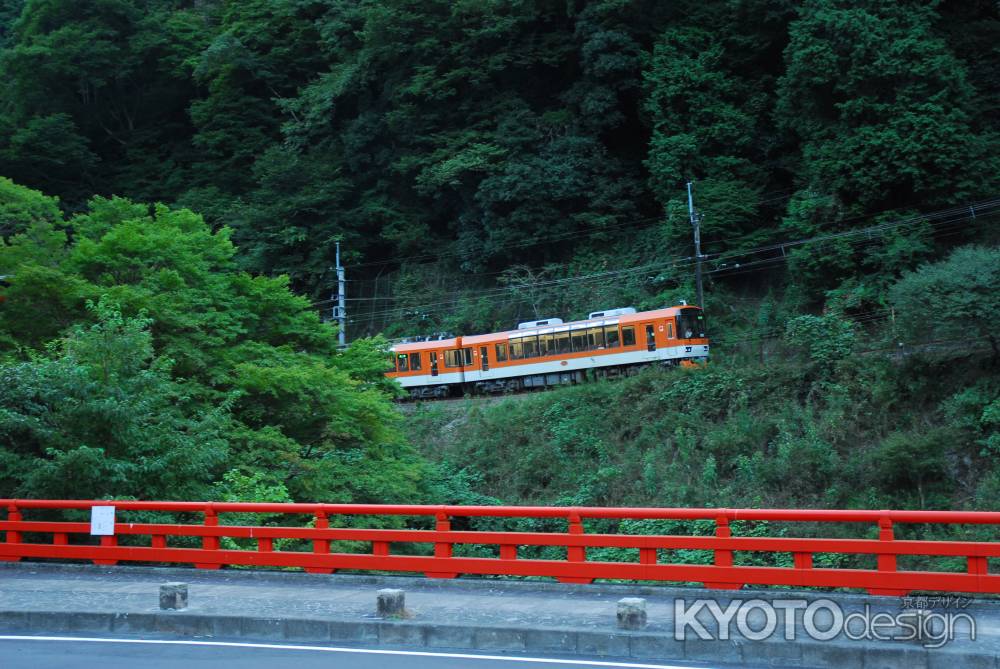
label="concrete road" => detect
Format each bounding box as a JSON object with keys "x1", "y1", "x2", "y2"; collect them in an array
[{"x1": 0, "y1": 636, "x2": 731, "y2": 669}]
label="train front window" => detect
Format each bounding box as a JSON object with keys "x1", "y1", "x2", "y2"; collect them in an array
[
  {"x1": 677, "y1": 309, "x2": 706, "y2": 339},
  {"x1": 397, "y1": 353, "x2": 409, "y2": 372},
  {"x1": 409, "y1": 353, "x2": 421, "y2": 371}
]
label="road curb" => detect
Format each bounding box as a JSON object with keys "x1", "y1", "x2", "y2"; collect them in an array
[{"x1": 1, "y1": 609, "x2": 996, "y2": 668}]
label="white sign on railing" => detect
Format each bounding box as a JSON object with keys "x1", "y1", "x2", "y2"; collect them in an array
[{"x1": 90, "y1": 505, "x2": 116, "y2": 536}]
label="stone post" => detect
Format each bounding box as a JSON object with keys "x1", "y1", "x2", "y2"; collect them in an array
[
  {"x1": 377, "y1": 588, "x2": 406, "y2": 617},
  {"x1": 160, "y1": 582, "x2": 188, "y2": 610},
  {"x1": 617, "y1": 597, "x2": 647, "y2": 630}
]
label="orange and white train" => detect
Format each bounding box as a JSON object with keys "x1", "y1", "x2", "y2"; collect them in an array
[{"x1": 386, "y1": 305, "x2": 708, "y2": 399}]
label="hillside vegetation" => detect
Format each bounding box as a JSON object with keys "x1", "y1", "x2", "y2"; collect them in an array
[{"x1": 0, "y1": 1, "x2": 998, "y2": 513}]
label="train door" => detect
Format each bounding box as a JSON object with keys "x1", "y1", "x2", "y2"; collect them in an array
[
  {"x1": 644, "y1": 324, "x2": 656, "y2": 352},
  {"x1": 480, "y1": 346, "x2": 489, "y2": 372},
  {"x1": 430, "y1": 351, "x2": 439, "y2": 377}
]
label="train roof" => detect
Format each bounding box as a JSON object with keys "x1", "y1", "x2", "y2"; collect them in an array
[
  {"x1": 390, "y1": 305, "x2": 698, "y2": 352},
  {"x1": 392, "y1": 337, "x2": 459, "y2": 353},
  {"x1": 466, "y1": 306, "x2": 696, "y2": 343}
]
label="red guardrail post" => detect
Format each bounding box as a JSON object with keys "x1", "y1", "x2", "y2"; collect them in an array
[
  {"x1": 195, "y1": 504, "x2": 221, "y2": 570},
  {"x1": 705, "y1": 514, "x2": 744, "y2": 590},
  {"x1": 425, "y1": 511, "x2": 458, "y2": 579},
  {"x1": 93, "y1": 534, "x2": 118, "y2": 566},
  {"x1": 1, "y1": 503, "x2": 21, "y2": 562},
  {"x1": 557, "y1": 510, "x2": 593, "y2": 584},
  {"x1": 305, "y1": 511, "x2": 335, "y2": 574},
  {"x1": 868, "y1": 516, "x2": 907, "y2": 596}
]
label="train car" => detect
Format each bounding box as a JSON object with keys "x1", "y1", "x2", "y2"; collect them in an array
[{"x1": 386, "y1": 305, "x2": 708, "y2": 399}]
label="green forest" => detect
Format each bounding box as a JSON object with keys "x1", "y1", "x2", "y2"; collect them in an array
[{"x1": 0, "y1": 0, "x2": 998, "y2": 524}]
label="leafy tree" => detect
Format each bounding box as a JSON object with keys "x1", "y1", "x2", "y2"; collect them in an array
[
  {"x1": 0, "y1": 298, "x2": 228, "y2": 499},
  {"x1": 784, "y1": 314, "x2": 855, "y2": 369},
  {"x1": 889, "y1": 245, "x2": 1000, "y2": 358},
  {"x1": 0, "y1": 0, "x2": 211, "y2": 205},
  {"x1": 0, "y1": 175, "x2": 61, "y2": 239},
  {"x1": 0, "y1": 183, "x2": 427, "y2": 502},
  {"x1": 776, "y1": 0, "x2": 998, "y2": 215}
]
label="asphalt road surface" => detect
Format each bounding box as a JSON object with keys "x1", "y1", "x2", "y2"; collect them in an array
[{"x1": 0, "y1": 636, "x2": 731, "y2": 669}]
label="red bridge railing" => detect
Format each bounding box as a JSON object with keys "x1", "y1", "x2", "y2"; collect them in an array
[{"x1": 1, "y1": 500, "x2": 998, "y2": 596}]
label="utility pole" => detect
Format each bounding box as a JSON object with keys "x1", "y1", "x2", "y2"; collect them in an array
[
  {"x1": 333, "y1": 241, "x2": 346, "y2": 348},
  {"x1": 686, "y1": 181, "x2": 704, "y2": 309}
]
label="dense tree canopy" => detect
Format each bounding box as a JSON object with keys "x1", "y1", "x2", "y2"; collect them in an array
[
  {"x1": 1, "y1": 0, "x2": 994, "y2": 337},
  {"x1": 0, "y1": 182, "x2": 427, "y2": 502},
  {"x1": 0, "y1": 2, "x2": 999, "y2": 512}
]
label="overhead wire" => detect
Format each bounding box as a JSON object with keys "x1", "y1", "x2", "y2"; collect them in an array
[
  {"x1": 341, "y1": 188, "x2": 839, "y2": 272},
  {"x1": 341, "y1": 198, "x2": 998, "y2": 323}
]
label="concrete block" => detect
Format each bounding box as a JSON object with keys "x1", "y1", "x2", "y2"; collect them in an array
[
  {"x1": 329, "y1": 620, "x2": 378, "y2": 642},
  {"x1": 576, "y1": 631, "x2": 630, "y2": 657},
  {"x1": 210, "y1": 615, "x2": 244, "y2": 639},
  {"x1": 240, "y1": 617, "x2": 285, "y2": 639},
  {"x1": 284, "y1": 618, "x2": 331, "y2": 641},
  {"x1": 154, "y1": 614, "x2": 214, "y2": 637},
  {"x1": 473, "y1": 627, "x2": 526, "y2": 651},
  {"x1": 29, "y1": 611, "x2": 113, "y2": 632},
  {"x1": 684, "y1": 637, "x2": 741, "y2": 663},
  {"x1": 112, "y1": 613, "x2": 157, "y2": 634},
  {"x1": 377, "y1": 588, "x2": 405, "y2": 617},
  {"x1": 617, "y1": 597, "x2": 647, "y2": 630},
  {"x1": 629, "y1": 633, "x2": 685, "y2": 661},
  {"x1": 927, "y1": 651, "x2": 996, "y2": 669},
  {"x1": 524, "y1": 629, "x2": 577, "y2": 652},
  {"x1": 863, "y1": 646, "x2": 929, "y2": 669},
  {"x1": 378, "y1": 622, "x2": 426, "y2": 646},
  {"x1": 160, "y1": 582, "x2": 188, "y2": 610},
  {"x1": 426, "y1": 624, "x2": 476, "y2": 648},
  {"x1": 0, "y1": 611, "x2": 32, "y2": 632},
  {"x1": 738, "y1": 639, "x2": 803, "y2": 666},
  {"x1": 799, "y1": 642, "x2": 865, "y2": 668}
]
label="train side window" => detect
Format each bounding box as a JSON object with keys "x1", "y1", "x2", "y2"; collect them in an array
[
  {"x1": 570, "y1": 330, "x2": 586, "y2": 352},
  {"x1": 463, "y1": 348, "x2": 473, "y2": 365},
  {"x1": 555, "y1": 331, "x2": 571, "y2": 353},
  {"x1": 496, "y1": 342, "x2": 508, "y2": 362},
  {"x1": 397, "y1": 353, "x2": 409, "y2": 372},
  {"x1": 622, "y1": 326, "x2": 636, "y2": 346},
  {"x1": 510, "y1": 340, "x2": 524, "y2": 359},
  {"x1": 667, "y1": 322, "x2": 674, "y2": 339},
  {"x1": 409, "y1": 353, "x2": 421, "y2": 371},
  {"x1": 586, "y1": 327, "x2": 605, "y2": 350},
  {"x1": 604, "y1": 325, "x2": 620, "y2": 348},
  {"x1": 522, "y1": 335, "x2": 538, "y2": 358},
  {"x1": 444, "y1": 350, "x2": 461, "y2": 367},
  {"x1": 539, "y1": 334, "x2": 554, "y2": 356}
]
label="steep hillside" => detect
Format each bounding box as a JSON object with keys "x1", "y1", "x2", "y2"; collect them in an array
[{"x1": 409, "y1": 351, "x2": 1000, "y2": 512}]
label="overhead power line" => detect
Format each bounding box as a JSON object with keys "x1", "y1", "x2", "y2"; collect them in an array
[{"x1": 339, "y1": 197, "x2": 999, "y2": 324}]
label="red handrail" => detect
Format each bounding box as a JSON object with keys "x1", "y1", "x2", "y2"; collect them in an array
[{"x1": 2, "y1": 500, "x2": 997, "y2": 596}]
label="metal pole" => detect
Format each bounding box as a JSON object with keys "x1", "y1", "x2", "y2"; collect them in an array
[
  {"x1": 687, "y1": 182, "x2": 704, "y2": 309},
  {"x1": 336, "y1": 241, "x2": 346, "y2": 348}
]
